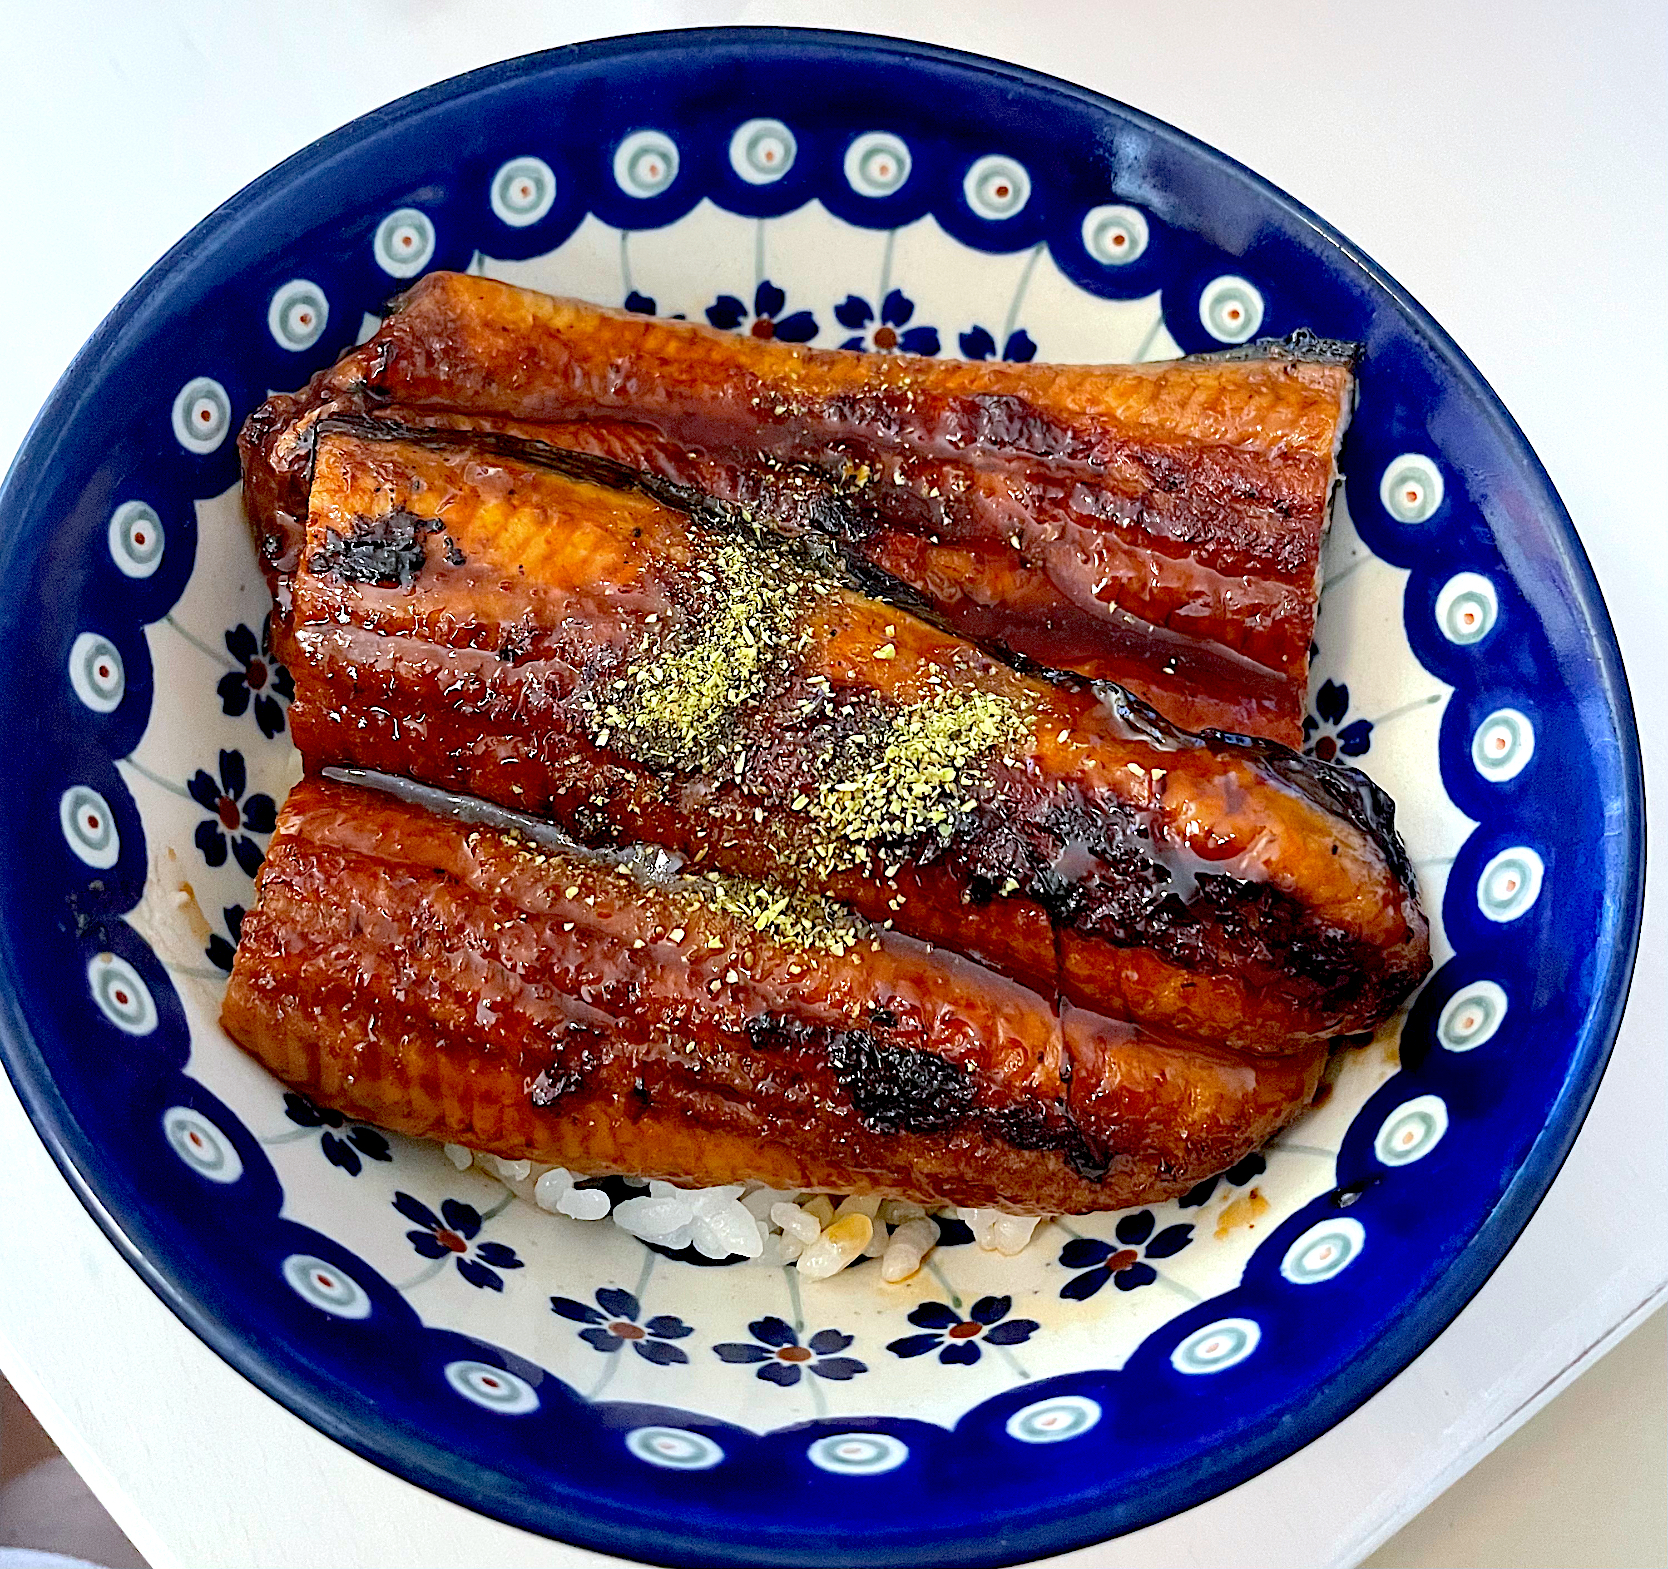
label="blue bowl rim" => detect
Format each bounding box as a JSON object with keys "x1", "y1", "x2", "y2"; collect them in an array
[{"x1": 0, "y1": 25, "x2": 1645, "y2": 1563}]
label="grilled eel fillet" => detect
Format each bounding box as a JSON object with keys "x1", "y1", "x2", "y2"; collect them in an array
[
  {"x1": 222, "y1": 775, "x2": 1326, "y2": 1214},
  {"x1": 240, "y1": 272, "x2": 1357, "y2": 743},
  {"x1": 268, "y1": 420, "x2": 1428, "y2": 1052}
]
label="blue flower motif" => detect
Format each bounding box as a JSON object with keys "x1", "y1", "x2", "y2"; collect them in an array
[
  {"x1": 1303, "y1": 679, "x2": 1373, "y2": 761},
  {"x1": 1057, "y1": 1211, "x2": 1193, "y2": 1301},
  {"x1": 713, "y1": 1316, "x2": 867, "y2": 1387},
  {"x1": 1178, "y1": 1151, "x2": 1267, "y2": 1209},
  {"x1": 958, "y1": 325, "x2": 1037, "y2": 362},
  {"x1": 550, "y1": 1286, "x2": 693, "y2": 1364},
  {"x1": 706, "y1": 280, "x2": 818, "y2": 343},
  {"x1": 394, "y1": 1191, "x2": 523, "y2": 1291},
  {"x1": 204, "y1": 903, "x2": 245, "y2": 974},
  {"x1": 835, "y1": 289, "x2": 939, "y2": 355},
  {"x1": 886, "y1": 1295, "x2": 1037, "y2": 1365},
  {"x1": 623, "y1": 290, "x2": 657, "y2": 314},
  {"x1": 216, "y1": 614, "x2": 293, "y2": 739},
  {"x1": 931, "y1": 1213, "x2": 976, "y2": 1248},
  {"x1": 283, "y1": 1090, "x2": 391, "y2": 1176},
  {"x1": 188, "y1": 750, "x2": 275, "y2": 877}
]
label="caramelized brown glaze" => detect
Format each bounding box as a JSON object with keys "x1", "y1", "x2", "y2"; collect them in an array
[
  {"x1": 240, "y1": 273, "x2": 1356, "y2": 742},
  {"x1": 221, "y1": 777, "x2": 1326, "y2": 1213},
  {"x1": 271, "y1": 424, "x2": 1427, "y2": 1051}
]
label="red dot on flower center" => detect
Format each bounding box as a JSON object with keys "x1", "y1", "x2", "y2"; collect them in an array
[
  {"x1": 246, "y1": 658, "x2": 268, "y2": 689},
  {"x1": 750, "y1": 318, "x2": 776, "y2": 339},
  {"x1": 216, "y1": 796, "x2": 241, "y2": 829},
  {"x1": 610, "y1": 1321, "x2": 645, "y2": 1340},
  {"x1": 436, "y1": 1229, "x2": 467, "y2": 1253},
  {"x1": 873, "y1": 326, "x2": 898, "y2": 349},
  {"x1": 1105, "y1": 1248, "x2": 1140, "y2": 1273},
  {"x1": 947, "y1": 1321, "x2": 983, "y2": 1339},
  {"x1": 1315, "y1": 736, "x2": 1337, "y2": 761},
  {"x1": 776, "y1": 1345, "x2": 813, "y2": 1362}
]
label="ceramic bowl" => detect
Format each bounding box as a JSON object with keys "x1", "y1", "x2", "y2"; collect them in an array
[{"x1": 0, "y1": 30, "x2": 1643, "y2": 1568}]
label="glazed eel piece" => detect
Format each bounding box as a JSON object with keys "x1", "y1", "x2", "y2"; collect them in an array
[
  {"x1": 221, "y1": 775, "x2": 1326, "y2": 1214},
  {"x1": 269, "y1": 420, "x2": 1428, "y2": 1052},
  {"x1": 241, "y1": 271, "x2": 1358, "y2": 743}
]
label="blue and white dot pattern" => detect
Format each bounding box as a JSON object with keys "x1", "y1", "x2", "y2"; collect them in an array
[
  {"x1": 1380, "y1": 454, "x2": 1444, "y2": 524},
  {"x1": 1171, "y1": 1318, "x2": 1261, "y2": 1375},
  {"x1": 373, "y1": 208, "x2": 436, "y2": 278},
  {"x1": 1081, "y1": 204, "x2": 1149, "y2": 266},
  {"x1": 729, "y1": 119, "x2": 796, "y2": 184},
  {"x1": 1472, "y1": 708, "x2": 1534, "y2": 782},
  {"x1": 1005, "y1": 1395, "x2": 1102, "y2": 1443},
  {"x1": 107, "y1": 501, "x2": 164, "y2": 579},
  {"x1": 171, "y1": 377, "x2": 231, "y2": 455},
  {"x1": 1198, "y1": 276, "x2": 1263, "y2": 343},
  {"x1": 963, "y1": 156, "x2": 1031, "y2": 221},
  {"x1": 625, "y1": 1426, "x2": 724, "y2": 1470},
  {"x1": 1437, "y1": 981, "x2": 1508, "y2": 1053},
  {"x1": 1374, "y1": 1095, "x2": 1449, "y2": 1167},
  {"x1": 613, "y1": 131, "x2": 679, "y2": 198},
  {"x1": 807, "y1": 1433, "x2": 909, "y2": 1474},
  {"x1": 59, "y1": 785, "x2": 118, "y2": 868},
  {"x1": 1280, "y1": 1218, "x2": 1365, "y2": 1284},
  {"x1": 163, "y1": 1106, "x2": 243, "y2": 1184},
  {"x1": 267, "y1": 279, "x2": 329, "y2": 351},
  {"x1": 491, "y1": 157, "x2": 557, "y2": 227},
  {"x1": 844, "y1": 132, "x2": 911, "y2": 198},
  {"x1": 67, "y1": 633, "x2": 124, "y2": 713},
  {"x1": 87, "y1": 952, "x2": 156, "y2": 1035},
  {"x1": 445, "y1": 1361, "x2": 540, "y2": 1414},
  {"x1": 1435, "y1": 572, "x2": 1499, "y2": 645},
  {"x1": 282, "y1": 1254, "x2": 372, "y2": 1319},
  {"x1": 1476, "y1": 846, "x2": 1544, "y2": 922}
]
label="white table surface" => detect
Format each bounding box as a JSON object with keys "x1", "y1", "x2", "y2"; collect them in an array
[{"x1": 1, "y1": 4, "x2": 1663, "y2": 1566}]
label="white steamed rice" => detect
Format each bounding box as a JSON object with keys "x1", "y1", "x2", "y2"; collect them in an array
[{"x1": 449, "y1": 1147, "x2": 1049, "y2": 1283}]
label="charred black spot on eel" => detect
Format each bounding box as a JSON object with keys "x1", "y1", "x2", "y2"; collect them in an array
[{"x1": 312, "y1": 508, "x2": 441, "y2": 587}]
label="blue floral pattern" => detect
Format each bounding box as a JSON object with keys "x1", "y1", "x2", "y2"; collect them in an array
[
  {"x1": 622, "y1": 292, "x2": 685, "y2": 321},
  {"x1": 284, "y1": 1090, "x2": 391, "y2": 1176},
  {"x1": 958, "y1": 325, "x2": 1036, "y2": 362},
  {"x1": 836, "y1": 289, "x2": 939, "y2": 355},
  {"x1": 713, "y1": 1316, "x2": 866, "y2": 1386},
  {"x1": 1057, "y1": 1211, "x2": 1193, "y2": 1301},
  {"x1": 204, "y1": 902, "x2": 244, "y2": 974},
  {"x1": 706, "y1": 280, "x2": 817, "y2": 342},
  {"x1": 394, "y1": 1192, "x2": 523, "y2": 1290},
  {"x1": 550, "y1": 1287, "x2": 693, "y2": 1364},
  {"x1": 188, "y1": 749, "x2": 275, "y2": 877},
  {"x1": 887, "y1": 1296, "x2": 1037, "y2": 1365},
  {"x1": 1304, "y1": 679, "x2": 1373, "y2": 761},
  {"x1": 216, "y1": 615, "x2": 293, "y2": 739},
  {"x1": 1179, "y1": 1152, "x2": 1267, "y2": 1209}
]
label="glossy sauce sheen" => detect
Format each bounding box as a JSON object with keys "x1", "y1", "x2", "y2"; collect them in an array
[
  {"x1": 221, "y1": 777, "x2": 1326, "y2": 1213},
  {"x1": 271, "y1": 425, "x2": 1428, "y2": 1051},
  {"x1": 241, "y1": 272, "x2": 1357, "y2": 743}
]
